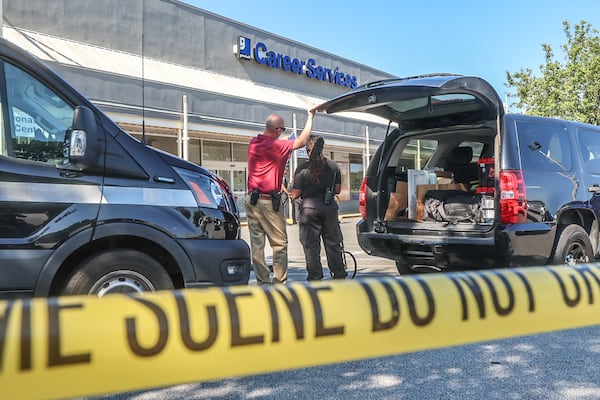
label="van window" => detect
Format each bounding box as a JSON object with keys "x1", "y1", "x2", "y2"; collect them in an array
[
  {"x1": 4, "y1": 62, "x2": 73, "y2": 164},
  {"x1": 516, "y1": 120, "x2": 571, "y2": 171}
]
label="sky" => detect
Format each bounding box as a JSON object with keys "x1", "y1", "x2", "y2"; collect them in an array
[{"x1": 184, "y1": 0, "x2": 600, "y2": 112}]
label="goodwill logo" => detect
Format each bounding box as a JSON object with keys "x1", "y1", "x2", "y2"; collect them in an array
[{"x1": 235, "y1": 36, "x2": 358, "y2": 89}]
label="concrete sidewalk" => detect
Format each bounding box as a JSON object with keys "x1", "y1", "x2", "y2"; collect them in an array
[
  {"x1": 240, "y1": 216, "x2": 316, "y2": 283},
  {"x1": 240, "y1": 215, "x2": 396, "y2": 283}
]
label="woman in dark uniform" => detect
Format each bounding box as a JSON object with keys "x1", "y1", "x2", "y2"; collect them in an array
[{"x1": 291, "y1": 135, "x2": 347, "y2": 281}]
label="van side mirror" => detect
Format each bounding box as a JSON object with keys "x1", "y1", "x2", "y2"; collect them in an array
[{"x1": 59, "y1": 105, "x2": 102, "y2": 171}]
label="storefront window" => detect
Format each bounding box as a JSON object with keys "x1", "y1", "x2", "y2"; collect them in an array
[
  {"x1": 336, "y1": 161, "x2": 349, "y2": 201},
  {"x1": 349, "y1": 153, "x2": 363, "y2": 201},
  {"x1": 232, "y1": 143, "x2": 248, "y2": 162},
  {"x1": 203, "y1": 140, "x2": 231, "y2": 161},
  {"x1": 147, "y1": 136, "x2": 178, "y2": 155},
  {"x1": 188, "y1": 139, "x2": 201, "y2": 165}
]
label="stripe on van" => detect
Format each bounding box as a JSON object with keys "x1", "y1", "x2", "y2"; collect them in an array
[{"x1": 0, "y1": 182, "x2": 198, "y2": 207}]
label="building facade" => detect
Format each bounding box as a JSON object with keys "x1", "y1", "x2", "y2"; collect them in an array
[{"x1": 2, "y1": 0, "x2": 396, "y2": 216}]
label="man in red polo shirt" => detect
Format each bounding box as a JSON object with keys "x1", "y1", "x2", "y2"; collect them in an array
[{"x1": 247, "y1": 107, "x2": 316, "y2": 284}]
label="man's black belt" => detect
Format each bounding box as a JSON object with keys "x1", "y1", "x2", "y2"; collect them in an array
[{"x1": 247, "y1": 192, "x2": 277, "y2": 199}]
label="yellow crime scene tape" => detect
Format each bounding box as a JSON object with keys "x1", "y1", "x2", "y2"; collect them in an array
[{"x1": 2, "y1": 263, "x2": 600, "y2": 399}]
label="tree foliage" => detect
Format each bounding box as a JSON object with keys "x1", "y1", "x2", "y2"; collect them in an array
[{"x1": 506, "y1": 21, "x2": 600, "y2": 125}]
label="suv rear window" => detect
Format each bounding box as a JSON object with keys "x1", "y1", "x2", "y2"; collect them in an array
[
  {"x1": 516, "y1": 120, "x2": 571, "y2": 171},
  {"x1": 389, "y1": 94, "x2": 478, "y2": 114},
  {"x1": 386, "y1": 136, "x2": 489, "y2": 192},
  {"x1": 396, "y1": 139, "x2": 437, "y2": 171},
  {"x1": 393, "y1": 139, "x2": 484, "y2": 171}
]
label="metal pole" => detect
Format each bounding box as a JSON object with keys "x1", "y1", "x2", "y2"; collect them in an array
[
  {"x1": 289, "y1": 113, "x2": 298, "y2": 223},
  {"x1": 416, "y1": 139, "x2": 421, "y2": 169},
  {"x1": 0, "y1": 0, "x2": 3, "y2": 39},
  {"x1": 364, "y1": 125, "x2": 370, "y2": 177},
  {"x1": 182, "y1": 94, "x2": 189, "y2": 160}
]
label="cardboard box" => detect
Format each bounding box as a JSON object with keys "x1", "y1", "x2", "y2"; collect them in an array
[
  {"x1": 435, "y1": 170, "x2": 454, "y2": 184},
  {"x1": 385, "y1": 181, "x2": 408, "y2": 221},
  {"x1": 395, "y1": 181, "x2": 406, "y2": 193},
  {"x1": 416, "y1": 183, "x2": 467, "y2": 221}
]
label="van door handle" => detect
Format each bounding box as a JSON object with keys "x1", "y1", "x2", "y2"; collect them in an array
[{"x1": 588, "y1": 184, "x2": 600, "y2": 194}]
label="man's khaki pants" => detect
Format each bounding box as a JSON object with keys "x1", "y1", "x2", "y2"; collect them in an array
[{"x1": 245, "y1": 195, "x2": 288, "y2": 284}]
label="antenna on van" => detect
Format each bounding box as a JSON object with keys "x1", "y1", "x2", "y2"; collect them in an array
[{"x1": 141, "y1": 0, "x2": 146, "y2": 145}]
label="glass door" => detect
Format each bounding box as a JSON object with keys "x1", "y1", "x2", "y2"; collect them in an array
[{"x1": 208, "y1": 164, "x2": 247, "y2": 218}]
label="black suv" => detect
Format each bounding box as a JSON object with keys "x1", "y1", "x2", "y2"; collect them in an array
[{"x1": 319, "y1": 74, "x2": 600, "y2": 273}]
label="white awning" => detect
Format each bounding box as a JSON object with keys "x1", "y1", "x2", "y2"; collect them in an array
[{"x1": 2, "y1": 27, "x2": 386, "y2": 126}]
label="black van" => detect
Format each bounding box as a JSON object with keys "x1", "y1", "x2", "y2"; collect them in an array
[
  {"x1": 0, "y1": 38, "x2": 250, "y2": 298},
  {"x1": 319, "y1": 74, "x2": 600, "y2": 273}
]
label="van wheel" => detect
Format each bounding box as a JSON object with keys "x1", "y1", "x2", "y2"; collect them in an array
[
  {"x1": 395, "y1": 261, "x2": 416, "y2": 275},
  {"x1": 62, "y1": 249, "x2": 174, "y2": 296},
  {"x1": 551, "y1": 225, "x2": 593, "y2": 266}
]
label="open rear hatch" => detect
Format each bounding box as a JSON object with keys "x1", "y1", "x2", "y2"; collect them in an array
[
  {"x1": 317, "y1": 74, "x2": 504, "y2": 129},
  {"x1": 319, "y1": 74, "x2": 505, "y2": 229}
]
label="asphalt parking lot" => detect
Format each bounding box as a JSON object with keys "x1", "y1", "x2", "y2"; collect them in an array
[{"x1": 79, "y1": 216, "x2": 600, "y2": 400}]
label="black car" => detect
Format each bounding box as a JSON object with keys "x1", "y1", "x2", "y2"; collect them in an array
[
  {"x1": 0, "y1": 38, "x2": 250, "y2": 298},
  {"x1": 319, "y1": 74, "x2": 600, "y2": 273}
]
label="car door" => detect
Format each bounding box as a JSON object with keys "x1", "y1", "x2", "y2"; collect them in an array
[
  {"x1": 0, "y1": 59, "x2": 103, "y2": 292},
  {"x1": 577, "y1": 127, "x2": 600, "y2": 217}
]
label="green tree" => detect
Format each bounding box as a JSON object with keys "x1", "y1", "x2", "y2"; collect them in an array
[{"x1": 506, "y1": 21, "x2": 600, "y2": 125}]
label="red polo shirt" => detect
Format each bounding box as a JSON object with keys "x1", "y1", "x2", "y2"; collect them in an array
[{"x1": 247, "y1": 134, "x2": 294, "y2": 193}]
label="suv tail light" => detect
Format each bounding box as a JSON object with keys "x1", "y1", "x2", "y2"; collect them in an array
[
  {"x1": 499, "y1": 170, "x2": 528, "y2": 223},
  {"x1": 359, "y1": 177, "x2": 367, "y2": 219},
  {"x1": 476, "y1": 157, "x2": 495, "y2": 195}
]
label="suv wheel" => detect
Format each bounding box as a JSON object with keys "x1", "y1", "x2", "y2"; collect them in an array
[
  {"x1": 62, "y1": 249, "x2": 174, "y2": 296},
  {"x1": 551, "y1": 225, "x2": 593, "y2": 266}
]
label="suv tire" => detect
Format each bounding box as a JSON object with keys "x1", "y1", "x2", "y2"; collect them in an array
[
  {"x1": 62, "y1": 249, "x2": 174, "y2": 296},
  {"x1": 551, "y1": 225, "x2": 593, "y2": 266}
]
